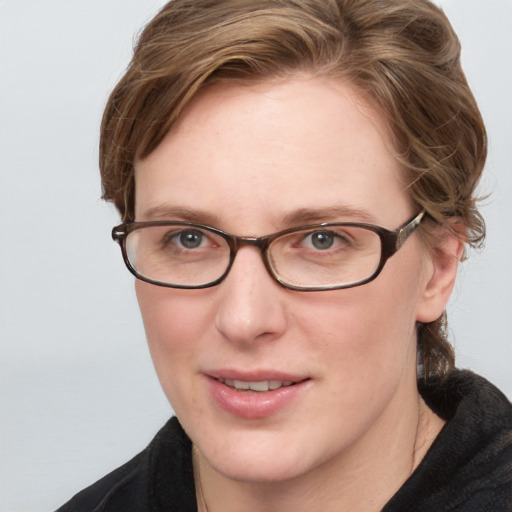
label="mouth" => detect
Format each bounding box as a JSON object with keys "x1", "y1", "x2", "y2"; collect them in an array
[
  {"x1": 216, "y1": 378, "x2": 300, "y2": 392},
  {"x1": 208, "y1": 374, "x2": 311, "y2": 418}
]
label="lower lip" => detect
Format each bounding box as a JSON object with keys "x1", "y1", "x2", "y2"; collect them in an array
[{"x1": 207, "y1": 377, "x2": 310, "y2": 419}]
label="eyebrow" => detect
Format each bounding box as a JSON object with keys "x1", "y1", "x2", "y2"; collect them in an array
[
  {"x1": 141, "y1": 205, "x2": 221, "y2": 226},
  {"x1": 141, "y1": 204, "x2": 377, "y2": 227},
  {"x1": 281, "y1": 206, "x2": 377, "y2": 225}
]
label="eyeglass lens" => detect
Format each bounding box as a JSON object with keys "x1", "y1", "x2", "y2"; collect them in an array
[{"x1": 124, "y1": 223, "x2": 383, "y2": 289}]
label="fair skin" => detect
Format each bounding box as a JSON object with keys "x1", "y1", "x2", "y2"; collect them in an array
[{"x1": 134, "y1": 77, "x2": 462, "y2": 512}]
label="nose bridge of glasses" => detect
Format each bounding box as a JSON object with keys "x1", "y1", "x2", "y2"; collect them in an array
[
  {"x1": 225, "y1": 235, "x2": 276, "y2": 282},
  {"x1": 230, "y1": 234, "x2": 270, "y2": 253}
]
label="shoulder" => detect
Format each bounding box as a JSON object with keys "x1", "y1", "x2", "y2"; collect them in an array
[
  {"x1": 55, "y1": 417, "x2": 196, "y2": 512},
  {"x1": 55, "y1": 449, "x2": 150, "y2": 512},
  {"x1": 385, "y1": 370, "x2": 512, "y2": 511}
]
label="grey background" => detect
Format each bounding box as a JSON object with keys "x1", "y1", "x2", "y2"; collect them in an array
[{"x1": 0, "y1": 1, "x2": 510, "y2": 511}]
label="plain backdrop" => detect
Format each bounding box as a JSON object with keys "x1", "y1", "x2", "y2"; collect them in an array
[{"x1": 1, "y1": 1, "x2": 511, "y2": 511}]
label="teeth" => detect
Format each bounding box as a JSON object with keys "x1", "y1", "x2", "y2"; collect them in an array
[
  {"x1": 218, "y1": 378, "x2": 296, "y2": 392},
  {"x1": 235, "y1": 380, "x2": 251, "y2": 390}
]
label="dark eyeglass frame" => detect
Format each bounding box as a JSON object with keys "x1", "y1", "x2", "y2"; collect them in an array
[{"x1": 112, "y1": 210, "x2": 425, "y2": 291}]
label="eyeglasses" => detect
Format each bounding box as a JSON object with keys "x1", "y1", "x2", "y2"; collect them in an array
[{"x1": 112, "y1": 210, "x2": 425, "y2": 291}]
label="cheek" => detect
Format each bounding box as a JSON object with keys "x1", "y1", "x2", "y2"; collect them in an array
[
  {"x1": 296, "y1": 273, "x2": 422, "y2": 382},
  {"x1": 135, "y1": 282, "x2": 213, "y2": 394}
]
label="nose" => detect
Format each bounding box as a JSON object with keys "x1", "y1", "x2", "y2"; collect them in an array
[{"x1": 214, "y1": 246, "x2": 288, "y2": 346}]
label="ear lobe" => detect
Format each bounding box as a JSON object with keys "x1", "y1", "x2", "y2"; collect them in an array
[{"x1": 416, "y1": 229, "x2": 464, "y2": 323}]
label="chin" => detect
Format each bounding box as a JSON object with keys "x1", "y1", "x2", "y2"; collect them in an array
[
  {"x1": 210, "y1": 451, "x2": 311, "y2": 484},
  {"x1": 193, "y1": 424, "x2": 323, "y2": 484}
]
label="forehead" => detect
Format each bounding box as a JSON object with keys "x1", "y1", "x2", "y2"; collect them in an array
[{"x1": 134, "y1": 77, "x2": 412, "y2": 230}]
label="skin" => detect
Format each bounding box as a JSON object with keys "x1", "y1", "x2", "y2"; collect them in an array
[{"x1": 134, "y1": 76, "x2": 462, "y2": 512}]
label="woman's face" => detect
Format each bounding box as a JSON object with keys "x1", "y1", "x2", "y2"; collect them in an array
[{"x1": 134, "y1": 77, "x2": 441, "y2": 483}]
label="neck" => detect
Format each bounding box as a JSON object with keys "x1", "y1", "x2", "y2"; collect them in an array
[{"x1": 193, "y1": 395, "x2": 444, "y2": 512}]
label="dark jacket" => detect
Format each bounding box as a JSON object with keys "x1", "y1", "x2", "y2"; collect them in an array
[{"x1": 56, "y1": 370, "x2": 512, "y2": 511}]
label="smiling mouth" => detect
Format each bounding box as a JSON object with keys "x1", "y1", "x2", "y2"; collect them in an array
[{"x1": 216, "y1": 378, "x2": 302, "y2": 392}]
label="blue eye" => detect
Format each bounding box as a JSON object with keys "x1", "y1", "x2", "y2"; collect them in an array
[
  {"x1": 309, "y1": 231, "x2": 335, "y2": 250},
  {"x1": 178, "y1": 229, "x2": 204, "y2": 249}
]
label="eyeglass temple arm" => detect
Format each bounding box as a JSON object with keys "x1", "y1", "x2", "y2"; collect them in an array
[{"x1": 395, "y1": 210, "x2": 425, "y2": 250}]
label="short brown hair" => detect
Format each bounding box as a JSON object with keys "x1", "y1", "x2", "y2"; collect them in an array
[{"x1": 100, "y1": 0, "x2": 487, "y2": 378}]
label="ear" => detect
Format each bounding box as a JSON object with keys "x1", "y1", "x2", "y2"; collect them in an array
[{"x1": 416, "y1": 227, "x2": 464, "y2": 323}]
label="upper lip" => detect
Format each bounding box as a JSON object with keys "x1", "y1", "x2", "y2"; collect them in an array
[{"x1": 206, "y1": 369, "x2": 309, "y2": 383}]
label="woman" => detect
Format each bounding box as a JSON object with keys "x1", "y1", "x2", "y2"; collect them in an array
[{"x1": 57, "y1": 0, "x2": 512, "y2": 510}]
